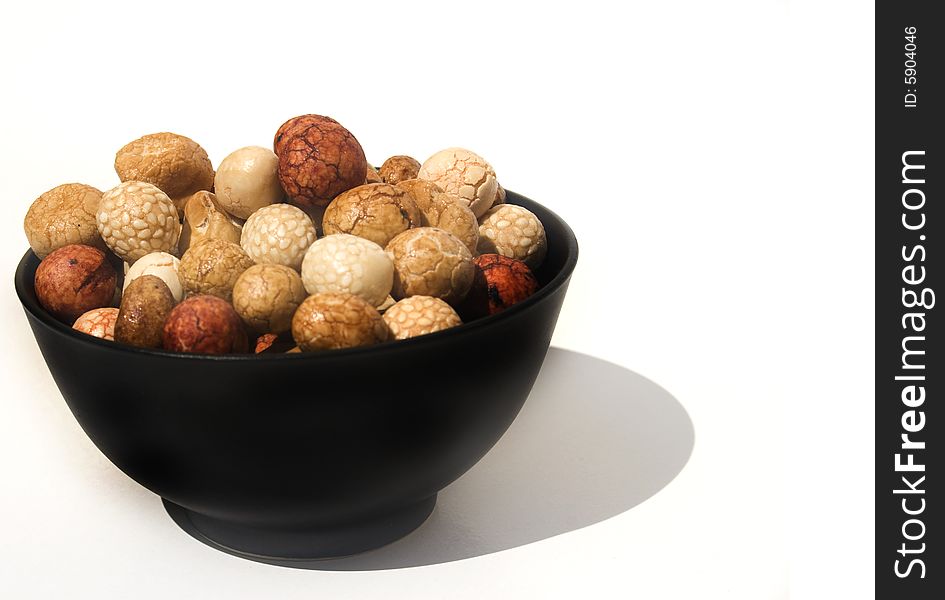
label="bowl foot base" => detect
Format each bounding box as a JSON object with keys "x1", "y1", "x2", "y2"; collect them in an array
[{"x1": 163, "y1": 495, "x2": 436, "y2": 563}]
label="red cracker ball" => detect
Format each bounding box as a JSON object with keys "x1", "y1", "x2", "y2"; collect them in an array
[
  {"x1": 274, "y1": 114, "x2": 367, "y2": 209},
  {"x1": 459, "y1": 254, "x2": 539, "y2": 319},
  {"x1": 34, "y1": 244, "x2": 117, "y2": 323},
  {"x1": 162, "y1": 295, "x2": 248, "y2": 354}
]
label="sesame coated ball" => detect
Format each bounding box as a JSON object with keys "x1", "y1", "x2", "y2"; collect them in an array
[
  {"x1": 232, "y1": 264, "x2": 307, "y2": 334},
  {"x1": 386, "y1": 227, "x2": 474, "y2": 305},
  {"x1": 240, "y1": 203, "x2": 318, "y2": 270},
  {"x1": 123, "y1": 251, "x2": 183, "y2": 303},
  {"x1": 24, "y1": 183, "x2": 105, "y2": 258},
  {"x1": 383, "y1": 296, "x2": 462, "y2": 340},
  {"x1": 114, "y1": 132, "x2": 214, "y2": 204},
  {"x1": 214, "y1": 146, "x2": 283, "y2": 219},
  {"x1": 477, "y1": 204, "x2": 547, "y2": 269},
  {"x1": 178, "y1": 239, "x2": 255, "y2": 301},
  {"x1": 72, "y1": 307, "x2": 119, "y2": 340},
  {"x1": 417, "y1": 148, "x2": 498, "y2": 218},
  {"x1": 322, "y1": 183, "x2": 422, "y2": 248},
  {"x1": 291, "y1": 292, "x2": 390, "y2": 351},
  {"x1": 300, "y1": 234, "x2": 393, "y2": 307},
  {"x1": 97, "y1": 181, "x2": 181, "y2": 263},
  {"x1": 379, "y1": 155, "x2": 421, "y2": 185}
]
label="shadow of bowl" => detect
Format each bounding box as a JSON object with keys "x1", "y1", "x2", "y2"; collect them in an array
[{"x1": 172, "y1": 348, "x2": 694, "y2": 569}]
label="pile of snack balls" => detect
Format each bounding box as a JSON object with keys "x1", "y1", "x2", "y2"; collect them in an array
[{"x1": 23, "y1": 115, "x2": 549, "y2": 354}]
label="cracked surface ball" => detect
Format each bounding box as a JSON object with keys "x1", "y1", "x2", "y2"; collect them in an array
[
  {"x1": 34, "y1": 244, "x2": 117, "y2": 323},
  {"x1": 179, "y1": 191, "x2": 243, "y2": 253},
  {"x1": 114, "y1": 132, "x2": 214, "y2": 205},
  {"x1": 477, "y1": 204, "x2": 547, "y2": 269},
  {"x1": 115, "y1": 274, "x2": 175, "y2": 349},
  {"x1": 383, "y1": 296, "x2": 462, "y2": 340},
  {"x1": 417, "y1": 148, "x2": 498, "y2": 218},
  {"x1": 123, "y1": 251, "x2": 183, "y2": 303},
  {"x1": 214, "y1": 146, "x2": 283, "y2": 219},
  {"x1": 240, "y1": 203, "x2": 317, "y2": 270},
  {"x1": 232, "y1": 264, "x2": 307, "y2": 334},
  {"x1": 300, "y1": 234, "x2": 393, "y2": 307},
  {"x1": 163, "y1": 295, "x2": 248, "y2": 354},
  {"x1": 379, "y1": 155, "x2": 421, "y2": 185},
  {"x1": 72, "y1": 307, "x2": 119, "y2": 341},
  {"x1": 178, "y1": 238, "x2": 255, "y2": 301},
  {"x1": 396, "y1": 178, "x2": 443, "y2": 212},
  {"x1": 458, "y1": 254, "x2": 539, "y2": 319},
  {"x1": 291, "y1": 292, "x2": 390, "y2": 351},
  {"x1": 274, "y1": 114, "x2": 367, "y2": 209},
  {"x1": 386, "y1": 227, "x2": 474, "y2": 305},
  {"x1": 322, "y1": 183, "x2": 421, "y2": 248},
  {"x1": 24, "y1": 183, "x2": 105, "y2": 258},
  {"x1": 97, "y1": 181, "x2": 181, "y2": 263},
  {"x1": 416, "y1": 192, "x2": 479, "y2": 254}
]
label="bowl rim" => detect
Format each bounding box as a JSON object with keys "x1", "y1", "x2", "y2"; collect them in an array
[{"x1": 15, "y1": 191, "x2": 579, "y2": 362}]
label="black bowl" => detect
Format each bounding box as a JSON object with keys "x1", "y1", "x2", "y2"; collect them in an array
[{"x1": 14, "y1": 191, "x2": 578, "y2": 561}]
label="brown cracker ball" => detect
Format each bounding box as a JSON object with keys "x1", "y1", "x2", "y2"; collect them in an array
[
  {"x1": 379, "y1": 155, "x2": 421, "y2": 185},
  {"x1": 416, "y1": 192, "x2": 479, "y2": 254},
  {"x1": 232, "y1": 264, "x2": 307, "y2": 334},
  {"x1": 458, "y1": 254, "x2": 539, "y2": 319},
  {"x1": 179, "y1": 191, "x2": 243, "y2": 253},
  {"x1": 477, "y1": 204, "x2": 548, "y2": 269},
  {"x1": 396, "y1": 178, "x2": 443, "y2": 214},
  {"x1": 383, "y1": 296, "x2": 462, "y2": 340},
  {"x1": 73, "y1": 307, "x2": 119, "y2": 341},
  {"x1": 386, "y1": 227, "x2": 474, "y2": 305},
  {"x1": 114, "y1": 132, "x2": 214, "y2": 204},
  {"x1": 274, "y1": 114, "x2": 367, "y2": 209},
  {"x1": 178, "y1": 239, "x2": 255, "y2": 302},
  {"x1": 274, "y1": 114, "x2": 338, "y2": 157},
  {"x1": 365, "y1": 164, "x2": 383, "y2": 184},
  {"x1": 115, "y1": 274, "x2": 175, "y2": 348},
  {"x1": 163, "y1": 295, "x2": 248, "y2": 354},
  {"x1": 291, "y1": 292, "x2": 390, "y2": 351},
  {"x1": 34, "y1": 244, "x2": 118, "y2": 323},
  {"x1": 97, "y1": 181, "x2": 181, "y2": 263},
  {"x1": 322, "y1": 183, "x2": 422, "y2": 248},
  {"x1": 24, "y1": 183, "x2": 105, "y2": 258}
]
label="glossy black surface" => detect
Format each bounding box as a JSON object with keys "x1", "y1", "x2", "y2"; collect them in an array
[{"x1": 14, "y1": 192, "x2": 578, "y2": 560}]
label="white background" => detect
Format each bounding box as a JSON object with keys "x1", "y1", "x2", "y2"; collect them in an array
[{"x1": 0, "y1": 1, "x2": 873, "y2": 598}]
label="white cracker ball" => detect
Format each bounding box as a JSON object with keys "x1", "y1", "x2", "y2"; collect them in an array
[
  {"x1": 214, "y1": 146, "x2": 283, "y2": 219},
  {"x1": 383, "y1": 296, "x2": 462, "y2": 340},
  {"x1": 240, "y1": 203, "x2": 318, "y2": 271},
  {"x1": 477, "y1": 204, "x2": 548, "y2": 269},
  {"x1": 122, "y1": 251, "x2": 183, "y2": 303},
  {"x1": 97, "y1": 181, "x2": 181, "y2": 263},
  {"x1": 301, "y1": 234, "x2": 393, "y2": 307},
  {"x1": 417, "y1": 148, "x2": 498, "y2": 218}
]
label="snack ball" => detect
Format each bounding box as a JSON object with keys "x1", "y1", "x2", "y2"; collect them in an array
[
  {"x1": 34, "y1": 244, "x2": 117, "y2": 323},
  {"x1": 274, "y1": 114, "x2": 367, "y2": 209},
  {"x1": 163, "y1": 295, "x2": 248, "y2": 354},
  {"x1": 458, "y1": 254, "x2": 539, "y2": 319}
]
